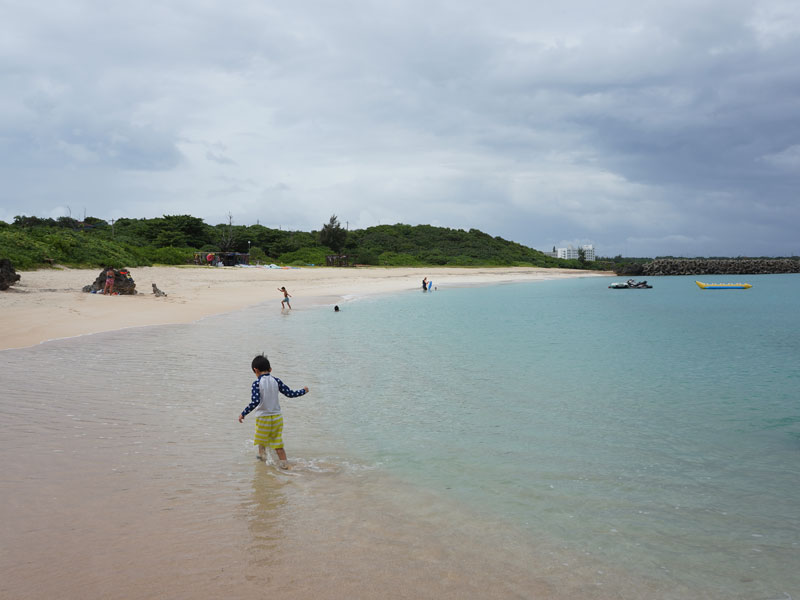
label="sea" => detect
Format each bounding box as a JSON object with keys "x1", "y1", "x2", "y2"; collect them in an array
[{"x1": 1, "y1": 273, "x2": 798, "y2": 599}]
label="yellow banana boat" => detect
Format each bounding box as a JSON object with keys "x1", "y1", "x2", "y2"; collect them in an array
[{"x1": 696, "y1": 281, "x2": 752, "y2": 290}]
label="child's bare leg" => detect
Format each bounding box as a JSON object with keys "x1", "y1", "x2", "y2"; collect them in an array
[
  {"x1": 275, "y1": 447, "x2": 289, "y2": 469},
  {"x1": 257, "y1": 445, "x2": 267, "y2": 461}
]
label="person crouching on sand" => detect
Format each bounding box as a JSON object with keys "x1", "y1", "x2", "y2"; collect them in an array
[
  {"x1": 238, "y1": 354, "x2": 309, "y2": 469},
  {"x1": 278, "y1": 286, "x2": 292, "y2": 309}
]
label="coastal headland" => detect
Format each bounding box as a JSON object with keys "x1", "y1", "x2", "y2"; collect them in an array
[{"x1": 0, "y1": 265, "x2": 611, "y2": 350}]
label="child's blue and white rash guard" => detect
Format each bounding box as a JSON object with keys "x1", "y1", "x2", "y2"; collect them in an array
[{"x1": 241, "y1": 374, "x2": 306, "y2": 418}]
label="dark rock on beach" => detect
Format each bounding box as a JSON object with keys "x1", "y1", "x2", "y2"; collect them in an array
[
  {"x1": 82, "y1": 268, "x2": 137, "y2": 295},
  {"x1": 0, "y1": 258, "x2": 21, "y2": 290}
]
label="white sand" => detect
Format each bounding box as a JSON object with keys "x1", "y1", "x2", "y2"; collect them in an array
[{"x1": 0, "y1": 265, "x2": 611, "y2": 350}]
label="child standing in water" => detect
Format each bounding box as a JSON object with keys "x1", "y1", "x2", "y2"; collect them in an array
[
  {"x1": 278, "y1": 286, "x2": 292, "y2": 309},
  {"x1": 238, "y1": 354, "x2": 309, "y2": 469}
]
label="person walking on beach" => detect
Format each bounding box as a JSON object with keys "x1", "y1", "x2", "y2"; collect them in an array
[
  {"x1": 238, "y1": 354, "x2": 309, "y2": 469},
  {"x1": 422, "y1": 277, "x2": 428, "y2": 292},
  {"x1": 278, "y1": 286, "x2": 292, "y2": 309},
  {"x1": 102, "y1": 267, "x2": 115, "y2": 295}
]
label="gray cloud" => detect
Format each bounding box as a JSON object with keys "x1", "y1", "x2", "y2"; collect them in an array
[{"x1": 1, "y1": 0, "x2": 799, "y2": 256}]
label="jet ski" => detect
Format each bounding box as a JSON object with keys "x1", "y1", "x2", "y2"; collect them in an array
[{"x1": 609, "y1": 279, "x2": 652, "y2": 289}]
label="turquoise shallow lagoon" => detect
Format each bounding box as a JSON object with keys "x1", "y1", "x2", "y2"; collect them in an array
[
  {"x1": 293, "y1": 274, "x2": 800, "y2": 593},
  {"x1": 2, "y1": 273, "x2": 798, "y2": 598}
]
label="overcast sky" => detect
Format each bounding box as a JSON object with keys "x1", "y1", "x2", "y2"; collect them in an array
[{"x1": 2, "y1": 1, "x2": 799, "y2": 257}]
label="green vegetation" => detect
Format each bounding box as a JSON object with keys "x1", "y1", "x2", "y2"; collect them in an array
[
  {"x1": 601, "y1": 254, "x2": 654, "y2": 276},
  {"x1": 319, "y1": 215, "x2": 347, "y2": 253},
  {"x1": 0, "y1": 213, "x2": 608, "y2": 271},
  {"x1": 342, "y1": 224, "x2": 595, "y2": 268}
]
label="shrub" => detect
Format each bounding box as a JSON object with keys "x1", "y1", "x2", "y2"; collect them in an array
[
  {"x1": 446, "y1": 255, "x2": 482, "y2": 266},
  {"x1": 248, "y1": 246, "x2": 268, "y2": 264},
  {"x1": 140, "y1": 246, "x2": 195, "y2": 265},
  {"x1": 354, "y1": 249, "x2": 380, "y2": 265},
  {"x1": 0, "y1": 230, "x2": 51, "y2": 269},
  {"x1": 379, "y1": 252, "x2": 422, "y2": 266},
  {"x1": 277, "y1": 246, "x2": 331, "y2": 266}
]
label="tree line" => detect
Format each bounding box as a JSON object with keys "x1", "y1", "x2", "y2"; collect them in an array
[{"x1": 0, "y1": 213, "x2": 610, "y2": 271}]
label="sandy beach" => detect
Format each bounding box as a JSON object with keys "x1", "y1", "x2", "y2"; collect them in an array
[{"x1": 0, "y1": 265, "x2": 611, "y2": 350}]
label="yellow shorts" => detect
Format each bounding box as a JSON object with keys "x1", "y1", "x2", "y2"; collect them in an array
[{"x1": 254, "y1": 414, "x2": 284, "y2": 448}]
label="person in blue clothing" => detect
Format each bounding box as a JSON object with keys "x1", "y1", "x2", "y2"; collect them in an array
[
  {"x1": 238, "y1": 354, "x2": 309, "y2": 469},
  {"x1": 278, "y1": 286, "x2": 292, "y2": 309}
]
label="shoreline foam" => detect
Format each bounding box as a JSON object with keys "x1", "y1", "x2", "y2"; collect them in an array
[{"x1": 0, "y1": 265, "x2": 611, "y2": 350}]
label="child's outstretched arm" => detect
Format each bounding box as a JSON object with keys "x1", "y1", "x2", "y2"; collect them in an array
[
  {"x1": 273, "y1": 376, "x2": 309, "y2": 398},
  {"x1": 238, "y1": 380, "x2": 261, "y2": 422}
]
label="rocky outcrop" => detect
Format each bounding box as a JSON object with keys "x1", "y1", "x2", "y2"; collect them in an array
[
  {"x1": 0, "y1": 258, "x2": 21, "y2": 290},
  {"x1": 82, "y1": 268, "x2": 137, "y2": 294},
  {"x1": 617, "y1": 258, "x2": 800, "y2": 276}
]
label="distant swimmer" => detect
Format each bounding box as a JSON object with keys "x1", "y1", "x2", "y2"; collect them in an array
[{"x1": 334, "y1": 305, "x2": 340, "y2": 312}]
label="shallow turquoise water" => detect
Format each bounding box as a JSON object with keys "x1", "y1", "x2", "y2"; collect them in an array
[{"x1": 275, "y1": 274, "x2": 800, "y2": 594}]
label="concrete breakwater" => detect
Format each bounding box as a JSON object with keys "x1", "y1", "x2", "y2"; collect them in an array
[{"x1": 617, "y1": 258, "x2": 800, "y2": 276}]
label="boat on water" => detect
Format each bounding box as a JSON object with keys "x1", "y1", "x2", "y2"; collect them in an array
[
  {"x1": 695, "y1": 281, "x2": 752, "y2": 290},
  {"x1": 609, "y1": 279, "x2": 652, "y2": 289}
]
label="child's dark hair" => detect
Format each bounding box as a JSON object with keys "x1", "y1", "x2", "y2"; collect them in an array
[{"x1": 252, "y1": 354, "x2": 271, "y2": 372}]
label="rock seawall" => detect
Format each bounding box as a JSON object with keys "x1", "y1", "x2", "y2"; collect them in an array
[{"x1": 617, "y1": 258, "x2": 800, "y2": 276}]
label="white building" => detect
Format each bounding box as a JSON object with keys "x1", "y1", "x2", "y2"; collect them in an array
[{"x1": 554, "y1": 244, "x2": 596, "y2": 261}]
